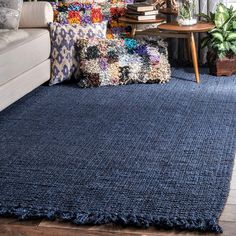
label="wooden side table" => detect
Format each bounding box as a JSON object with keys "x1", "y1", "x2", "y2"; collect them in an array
[
  {"x1": 118, "y1": 17, "x2": 166, "y2": 37},
  {"x1": 158, "y1": 22, "x2": 215, "y2": 83}
]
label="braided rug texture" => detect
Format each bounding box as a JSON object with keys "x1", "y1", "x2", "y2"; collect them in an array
[{"x1": 0, "y1": 68, "x2": 236, "y2": 233}]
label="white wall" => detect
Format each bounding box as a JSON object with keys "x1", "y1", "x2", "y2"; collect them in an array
[{"x1": 224, "y1": 0, "x2": 236, "y2": 8}]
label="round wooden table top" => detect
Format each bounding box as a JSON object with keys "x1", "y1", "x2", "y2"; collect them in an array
[
  {"x1": 118, "y1": 16, "x2": 166, "y2": 24},
  {"x1": 158, "y1": 22, "x2": 215, "y2": 33}
]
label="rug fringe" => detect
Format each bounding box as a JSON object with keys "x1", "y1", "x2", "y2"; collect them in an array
[{"x1": 0, "y1": 205, "x2": 223, "y2": 233}]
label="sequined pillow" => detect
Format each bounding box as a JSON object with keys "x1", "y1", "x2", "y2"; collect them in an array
[
  {"x1": 0, "y1": 0, "x2": 23, "y2": 30},
  {"x1": 76, "y1": 38, "x2": 171, "y2": 88},
  {"x1": 49, "y1": 21, "x2": 107, "y2": 85}
]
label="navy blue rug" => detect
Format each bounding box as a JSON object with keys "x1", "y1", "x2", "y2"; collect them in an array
[{"x1": 0, "y1": 69, "x2": 236, "y2": 233}]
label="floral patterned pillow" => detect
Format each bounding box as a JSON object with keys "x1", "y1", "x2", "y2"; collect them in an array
[
  {"x1": 76, "y1": 38, "x2": 171, "y2": 88},
  {"x1": 49, "y1": 21, "x2": 107, "y2": 85},
  {"x1": 0, "y1": 0, "x2": 23, "y2": 30}
]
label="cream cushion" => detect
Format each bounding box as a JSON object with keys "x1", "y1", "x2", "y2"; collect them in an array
[
  {"x1": 0, "y1": 60, "x2": 50, "y2": 111},
  {"x1": 19, "y1": 2, "x2": 53, "y2": 28},
  {"x1": 0, "y1": 29, "x2": 50, "y2": 86}
]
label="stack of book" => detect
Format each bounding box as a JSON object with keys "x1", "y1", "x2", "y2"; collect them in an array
[{"x1": 125, "y1": 3, "x2": 158, "y2": 21}]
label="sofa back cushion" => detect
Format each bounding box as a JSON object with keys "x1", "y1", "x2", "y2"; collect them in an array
[
  {"x1": 19, "y1": 2, "x2": 54, "y2": 28},
  {"x1": 0, "y1": 0, "x2": 23, "y2": 30}
]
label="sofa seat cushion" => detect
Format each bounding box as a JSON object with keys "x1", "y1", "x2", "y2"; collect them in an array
[{"x1": 0, "y1": 28, "x2": 50, "y2": 86}]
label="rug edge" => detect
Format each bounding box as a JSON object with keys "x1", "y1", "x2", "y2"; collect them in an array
[{"x1": 0, "y1": 205, "x2": 223, "y2": 233}]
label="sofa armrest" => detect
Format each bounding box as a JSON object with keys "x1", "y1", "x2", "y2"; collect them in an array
[{"x1": 19, "y1": 2, "x2": 53, "y2": 28}]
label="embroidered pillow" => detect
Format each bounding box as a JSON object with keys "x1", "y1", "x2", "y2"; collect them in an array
[
  {"x1": 0, "y1": 0, "x2": 23, "y2": 30},
  {"x1": 76, "y1": 38, "x2": 171, "y2": 88},
  {"x1": 49, "y1": 21, "x2": 107, "y2": 85}
]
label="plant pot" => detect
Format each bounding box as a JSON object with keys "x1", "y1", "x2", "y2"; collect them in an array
[
  {"x1": 177, "y1": 17, "x2": 197, "y2": 26},
  {"x1": 207, "y1": 53, "x2": 236, "y2": 76}
]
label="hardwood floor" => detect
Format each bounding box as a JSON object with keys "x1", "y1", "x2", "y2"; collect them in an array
[{"x1": 1, "y1": 158, "x2": 235, "y2": 236}]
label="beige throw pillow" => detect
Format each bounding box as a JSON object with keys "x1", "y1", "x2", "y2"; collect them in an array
[{"x1": 0, "y1": 0, "x2": 23, "y2": 30}]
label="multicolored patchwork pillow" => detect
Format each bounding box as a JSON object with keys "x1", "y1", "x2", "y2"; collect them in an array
[
  {"x1": 51, "y1": 2, "x2": 103, "y2": 25},
  {"x1": 76, "y1": 38, "x2": 171, "y2": 88},
  {"x1": 101, "y1": 0, "x2": 134, "y2": 38},
  {"x1": 49, "y1": 21, "x2": 107, "y2": 85},
  {"x1": 50, "y1": 1, "x2": 133, "y2": 38}
]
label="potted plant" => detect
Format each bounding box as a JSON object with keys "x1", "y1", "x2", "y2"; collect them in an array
[
  {"x1": 177, "y1": 0, "x2": 197, "y2": 26},
  {"x1": 200, "y1": 3, "x2": 236, "y2": 76}
]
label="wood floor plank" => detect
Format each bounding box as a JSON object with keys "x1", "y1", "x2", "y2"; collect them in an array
[
  {"x1": 230, "y1": 161, "x2": 236, "y2": 189},
  {"x1": 220, "y1": 204, "x2": 236, "y2": 222},
  {"x1": 39, "y1": 220, "x2": 217, "y2": 235},
  {"x1": 230, "y1": 179, "x2": 236, "y2": 190},
  {"x1": 5, "y1": 217, "x2": 236, "y2": 236},
  {"x1": 226, "y1": 190, "x2": 236, "y2": 205},
  {"x1": 0, "y1": 217, "x2": 41, "y2": 227},
  {"x1": 218, "y1": 221, "x2": 236, "y2": 236},
  {"x1": 2, "y1": 220, "x2": 236, "y2": 236},
  {"x1": 38, "y1": 220, "x2": 222, "y2": 236},
  {"x1": 39, "y1": 219, "x2": 93, "y2": 230},
  {"x1": 0, "y1": 218, "x2": 18, "y2": 225}
]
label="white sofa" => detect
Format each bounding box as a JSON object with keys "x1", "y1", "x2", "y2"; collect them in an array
[{"x1": 0, "y1": 2, "x2": 53, "y2": 111}]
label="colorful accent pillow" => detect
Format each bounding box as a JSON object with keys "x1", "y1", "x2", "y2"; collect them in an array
[
  {"x1": 51, "y1": 2, "x2": 103, "y2": 25},
  {"x1": 76, "y1": 38, "x2": 171, "y2": 88},
  {"x1": 49, "y1": 21, "x2": 107, "y2": 85},
  {"x1": 50, "y1": 1, "x2": 133, "y2": 38},
  {"x1": 0, "y1": 0, "x2": 23, "y2": 30},
  {"x1": 102, "y1": 0, "x2": 133, "y2": 38}
]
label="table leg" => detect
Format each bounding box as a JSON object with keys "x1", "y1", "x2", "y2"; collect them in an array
[
  {"x1": 189, "y1": 33, "x2": 200, "y2": 83},
  {"x1": 131, "y1": 24, "x2": 137, "y2": 38},
  {"x1": 187, "y1": 38, "x2": 192, "y2": 62}
]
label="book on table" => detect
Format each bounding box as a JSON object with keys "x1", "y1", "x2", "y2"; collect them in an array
[
  {"x1": 134, "y1": 0, "x2": 147, "y2": 2},
  {"x1": 127, "y1": 3, "x2": 154, "y2": 12},
  {"x1": 125, "y1": 14, "x2": 157, "y2": 20},
  {"x1": 126, "y1": 9, "x2": 159, "y2": 16}
]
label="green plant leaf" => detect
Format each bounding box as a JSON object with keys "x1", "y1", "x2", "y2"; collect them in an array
[
  {"x1": 201, "y1": 36, "x2": 210, "y2": 48},
  {"x1": 223, "y1": 30, "x2": 230, "y2": 39},
  {"x1": 212, "y1": 32, "x2": 224, "y2": 42},
  {"x1": 223, "y1": 18, "x2": 233, "y2": 31},
  {"x1": 224, "y1": 42, "x2": 230, "y2": 51},
  {"x1": 230, "y1": 45, "x2": 236, "y2": 54},
  {"x1": 219, "y1": 51, "x2": 226, "y2": 59},
  {"x1": 217, "y1": 3, "x2": 229, "y2": 14},
  {"x1": 215, "y1": 3, "x2": 230, "y2": 28},
  {"x1": 218, "y1": 43, "x2": 226, "y2": 51},
  {"x1": 226, "y1": 32, "x2": 236, "y2": 41},
  {"x1": 198, "y1": 13, "x2": 211, "y2": 22},
  {"x1": 209, "y1": 28, "x2": 221, "y2": 34},
  {"x1": 233, "y1": 21, "x2": 236, "y2": 29},
  {"x1": 222, "y1": 10, "x2": 236, "y2": 31},
  {"x1": 206, "y1": 3, "x2": 236, "y2": 58},
  {"x1": 210, "y1": 12, "x2": 215, "y2": 22}
]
